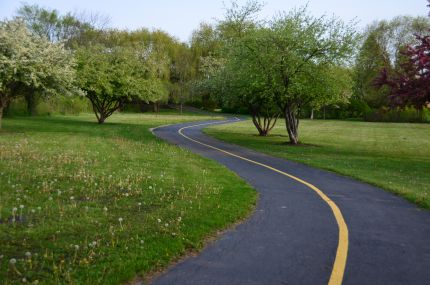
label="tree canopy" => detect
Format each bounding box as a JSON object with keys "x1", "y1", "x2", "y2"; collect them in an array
[{"x1": 0, "y1": 19, "x2": 75, "y2": 127}]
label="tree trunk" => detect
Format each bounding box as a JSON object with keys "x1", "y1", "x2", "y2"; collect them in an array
[
  {"x1": 97, "y1": 114, "x2": 106, "y2": 124},
  {"x1": 251, "y1": 109, "x2": 279, "y2": 137},
  {"x1": 283, "y1": 104, "x2": 299, "y2": 144},
  {"x1": 310, "y1": 108, "x2": 314, "y2": 120},
  {"x1": 25, "y1": 93, "x2": 38, "y2": 116},
  {"x1": 0, "y1": 105, "x2": 3, "y2": 129}
]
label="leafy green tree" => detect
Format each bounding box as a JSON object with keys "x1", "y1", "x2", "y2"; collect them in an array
[
  {"x1": 231, "y1": 8, "x2": 356, "y2": 144},
  {"x1": 353, "y1": 16, "x2": 430, "y2": 110},
  {"x1": 0, "y1": 19, "x2": 75, "y2": 128},
  {"x1": 354, "y1": 31, "x2": 391, "y2": 108},
  {"x1": 76, "y1": 31, "x2": 168, "y2": 123}
]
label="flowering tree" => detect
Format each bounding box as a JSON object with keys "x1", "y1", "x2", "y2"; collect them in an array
[
  {"x1": 376, "y1": 34, "x2": 430, "y2": 110},
  {"x1": 0, "y1": 19, "x2": 75, "y2": 128},
  {"x1": 376, "y1": 1, "x2": 430, "y2": 110}
]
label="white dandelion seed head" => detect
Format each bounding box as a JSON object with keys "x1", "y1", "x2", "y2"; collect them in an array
[
  {"x1": 19, "y1": 205, "x2": 24, "y2": 209},
  {"x1": 9, "y1": 258, "x2": 16, "y2": 264},
  {"x1": 74, "y1": 245, "x2": 79, "y2": 250},
  {"x1": 157, "y1": 218, "x2": 161, "y2": 223},
  {"x1": 118, "y1": 217, "x2": 123, "y2": 222},
  {"x1": 12, "y1": 207, "x2": 17, "y2": 212},
  {"x1": 25, "y1": 252, "x2": 31, "y2": 258}
]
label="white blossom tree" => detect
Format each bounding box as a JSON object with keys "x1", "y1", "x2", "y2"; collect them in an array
[{"x1": 0, "y1": 19, "x2": 75, "y2": 128}]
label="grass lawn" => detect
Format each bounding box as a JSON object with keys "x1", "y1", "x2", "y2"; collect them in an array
[
  {"x1": 0, "y1": 113, "x2": 257, "y2": 284},
  {"x1": 205, "y1": 119, "x2": 430, "y2": 208}
]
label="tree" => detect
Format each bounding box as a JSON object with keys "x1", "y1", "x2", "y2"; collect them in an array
[
  {"x1": 16, "y1": 4, "x2": 96, "y2": 115},
  {"x1": 231, "y1": 8, "x2": 356, "y2": 144},
  {"x1": 354, "y1": 31, "x2": 391, "y2": 108},
  {"x1": 76, "y1": 31, "x2": 168, "y2": 124},
  {"x1": 376, "y1": 33, "x2": 430, "y2": 110},
  {"x1": 353, "y1": 16, "x2": 430, "y2": 110},
  {"x1": 0, "y1": 19, "x2": 75, "y2": 128}
]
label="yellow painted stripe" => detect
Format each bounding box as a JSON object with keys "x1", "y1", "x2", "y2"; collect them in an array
[{"x1": 178, "y1": 119, "x2": 349, "y2": 285}]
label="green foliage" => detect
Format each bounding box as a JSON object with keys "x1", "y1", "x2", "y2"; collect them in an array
[
  {"x1": 364, "y1": 107, "x2": 430, "y2": 123},
  {"x1": 75, "y1": 31, "x2": 170, "y2": 123},
  {"x1": 353, "y1": 15, "x2": 430, "y2": 110},
  {"x1": 6, "y1": 96, "x2": 91, "y2": 116}
]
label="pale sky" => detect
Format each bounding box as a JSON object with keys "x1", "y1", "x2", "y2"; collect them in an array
[{"x1": 0, "y1": 0, "x2": 428, "y2": 42}]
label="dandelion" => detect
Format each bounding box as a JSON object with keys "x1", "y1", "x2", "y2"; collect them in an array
[
  {"x1": 37, "y1": 206, "x2": 42, "y2": 211},
  {"x1": 31, "y1": 209, "x2": 36, "y2": 214},
  {"x1": 9, "y1": 258, "x2": 21, "y2": 275},
  {"x1": 157, "y1": 218, "x2": 161, "y2": 223},
  {"x1": 73, "y1": 245, "x2": 79, "y2": 263},
  {"x1": 118, "y1": 217, "x2": 124, "y2": 230},
  {"x1": 48, "y1": 196, "x2": 53, "y2": 201},
  {"x1": 19, "y1": 205, "x2": 24, "y2": 219},
  {"x1": 149, "y1": 186, "x2": 153, "y2": 190},
  {"x1": 177, "y1": 217, "x2": 182, "y2": 222},
  {"x1": 103, "y1": 207, "x2": 108, "y2": 212},
  {"x1": 12, "y1": 207, "x2": 17, "y2": 223},
  {"x1": 164, "y1": 223, "x2": 169, "y2": 227},
  {"x1": 25, "y1": 252, "x2": 31, "y2": 258}
]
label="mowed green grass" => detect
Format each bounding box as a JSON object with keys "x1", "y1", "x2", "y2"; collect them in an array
[
  {"x1": 205, "y1": 119, "x2": 430, "y2": 208},
  {"x1": 0, "y1": 113, "x2": 256, "y2": 284}
]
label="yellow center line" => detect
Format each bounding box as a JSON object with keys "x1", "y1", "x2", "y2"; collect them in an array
[{"x1": 178, "y1": 119, "x2": 349, "y2": 285}]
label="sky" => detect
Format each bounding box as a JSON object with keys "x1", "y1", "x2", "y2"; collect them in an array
[{"x1": 0, "y1": 0, "x2": 428, "y2": 42}]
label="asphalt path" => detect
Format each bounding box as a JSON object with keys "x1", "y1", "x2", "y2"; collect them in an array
[{"x1": 151, "y1": 118, "x2": 430, "y2": 285}]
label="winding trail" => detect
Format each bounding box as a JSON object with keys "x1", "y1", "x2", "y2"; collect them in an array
[{"x1": 152, "y1": 118, "x2": 430, "y2": 285}]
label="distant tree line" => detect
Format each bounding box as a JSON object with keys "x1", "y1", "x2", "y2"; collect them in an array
[{"x1": 1, "y1": 1, "x2": 429, "y2": 144}]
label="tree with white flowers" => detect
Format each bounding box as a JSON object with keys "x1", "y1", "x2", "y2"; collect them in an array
[{"x1": 0, "y1": 19, "x2": 75, "y2": 128}]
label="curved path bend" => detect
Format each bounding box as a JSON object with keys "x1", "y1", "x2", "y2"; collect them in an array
[{"x1": 152, "y1": 118, "x2": 430, "y2": 285}]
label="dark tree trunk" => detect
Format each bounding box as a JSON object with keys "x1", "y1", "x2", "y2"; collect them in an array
[
  {"x1": 87, "y1": 93, "x2": 122, "y2": 124},
  {"x1": 0, "y1": 94, "x2": 9, "y2": 130},
  {"x1": 0, "y1": 105, "x2": 3, "y2": 129},
  {"x1": 25, "y1": 93, "x2": 38, "y2": 116},
  {"x1": 153, "y1": 102, "x2": 160, "y2": 112},
  {"x1": 250, "y1": 108, "x2": 279, "y2": 136},
  {"x1": 283, "y1": 103, "x2": 300, "y2": 144}
]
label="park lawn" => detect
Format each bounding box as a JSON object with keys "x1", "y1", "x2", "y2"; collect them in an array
[
  {"x1": 0, "y1": 113, "x2": 257, "y2": 285},
  {"x1": 205, "y1": 119, "x2": 430, "y2": 208}
]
